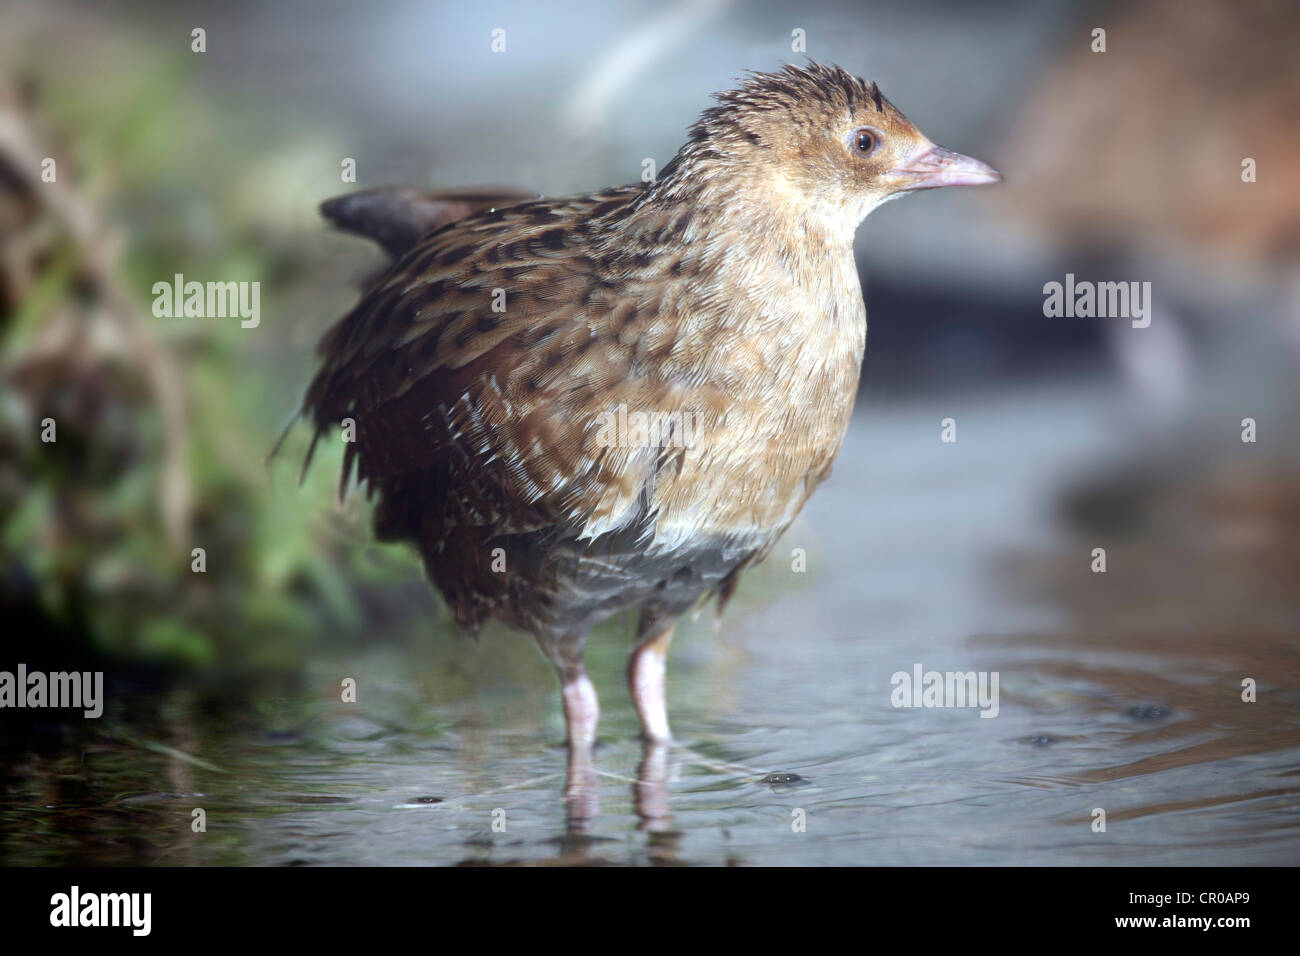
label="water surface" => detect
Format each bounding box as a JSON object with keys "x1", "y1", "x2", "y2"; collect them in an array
[{"x1": 4, "y1": 381, "x2": 1298, "y2": 865}]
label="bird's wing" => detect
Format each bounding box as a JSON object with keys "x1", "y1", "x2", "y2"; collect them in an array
[{"x1": 302, "y1": 185, "x2": 674, "y2": 542}]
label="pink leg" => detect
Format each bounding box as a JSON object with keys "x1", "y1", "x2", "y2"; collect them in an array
[
  {"x1": 628, "y1": 612, "x2": 677, "y2": 744},
  {"x1": 535, "y1": 630, "x2": 602, "y2": 827},
  {"x1": 560, "y1": 666, "x2": 600, "y2": 750},
  {"x1": 536, "y1": 629, "x2": 600, "y2": 749}
]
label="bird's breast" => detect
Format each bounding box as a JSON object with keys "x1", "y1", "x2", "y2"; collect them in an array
[{"x1": 637, "y1": 246, "x2": 867, "y2": 549}]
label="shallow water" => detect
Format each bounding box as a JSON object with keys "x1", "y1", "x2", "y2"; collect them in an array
[{"x1": 4, "y1": 381, "x2": 1298, "y2": 865}]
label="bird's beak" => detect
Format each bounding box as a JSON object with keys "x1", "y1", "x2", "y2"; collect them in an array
[{"x1": 895, "y1": 144, "x2": 1002, "y2": 191}]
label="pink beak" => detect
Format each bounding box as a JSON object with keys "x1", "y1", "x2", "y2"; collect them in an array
[{"x1": 897, "y1": 144, "x2": 1002, "y2": 190}]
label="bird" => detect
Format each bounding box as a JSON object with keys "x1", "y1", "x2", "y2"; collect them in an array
[{"x1": 295, "y1": 63, "x2": 1000, "y2": 753}]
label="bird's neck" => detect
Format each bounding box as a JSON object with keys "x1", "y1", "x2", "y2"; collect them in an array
[
  {"x1": 614, "y1": 163, "x2": 869, "y2": 409},
  {"x1": 637, "y1": 151, "x2": 863, "y2": 252}
]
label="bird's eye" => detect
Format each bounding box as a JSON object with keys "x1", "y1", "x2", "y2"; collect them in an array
[{"x1": 853, "y1": 128, "x2": 877, "y2": 155}]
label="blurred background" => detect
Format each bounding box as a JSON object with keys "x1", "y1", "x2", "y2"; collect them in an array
[{"x1": 1, "y1": 0, "x2": 1297, "y2": 866}]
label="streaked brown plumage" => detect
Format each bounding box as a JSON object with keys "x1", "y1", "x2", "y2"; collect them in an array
[{"x1": 297, "y1": 63, "x2": 999, "y2": 748}]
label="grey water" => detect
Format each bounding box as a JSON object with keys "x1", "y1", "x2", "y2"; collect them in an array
[{"x1": 4, "y1": 380, "x2": 1298, "y2": 865}]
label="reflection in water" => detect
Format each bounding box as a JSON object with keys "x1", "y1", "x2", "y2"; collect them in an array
[
  {"x1": 2, "y1": 383, "x2": 1298, "y2": 865},
  {"x1": 539, "y1": 740, "x2": 681, "y2": 865},
  {"x1": 634, "y1": 743, "x2": 673, "y2": 833},
  {"x1": 557, "y1": 742, "x2": 603, "y2": 863}
]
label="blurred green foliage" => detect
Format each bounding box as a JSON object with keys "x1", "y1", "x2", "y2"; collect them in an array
[{"x1": 1, "y1": 50, "x2": 441, "y2": 678}]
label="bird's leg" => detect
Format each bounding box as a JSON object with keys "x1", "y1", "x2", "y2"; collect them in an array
[
  {"x1": 628, "y1": 610, "x2": 677, "y2": 744},
  {"x1": 537, "y1": 630, "x2": 601, "y2": 823},
  {"x1": 538, "y1": 629, "x2": 599, "y2": 750},
  {"x1": 560, "y1": 664, "x2": 599, "y2": 751}
]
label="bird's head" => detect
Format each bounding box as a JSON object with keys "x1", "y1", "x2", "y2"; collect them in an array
[{"x1": 674, "y1": 63, "x2": 1000, "y2": 234}]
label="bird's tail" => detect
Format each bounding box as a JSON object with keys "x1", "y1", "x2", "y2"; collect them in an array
[{"x1": 319, "y1": 186, "x2": 536, "y2": 258}]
